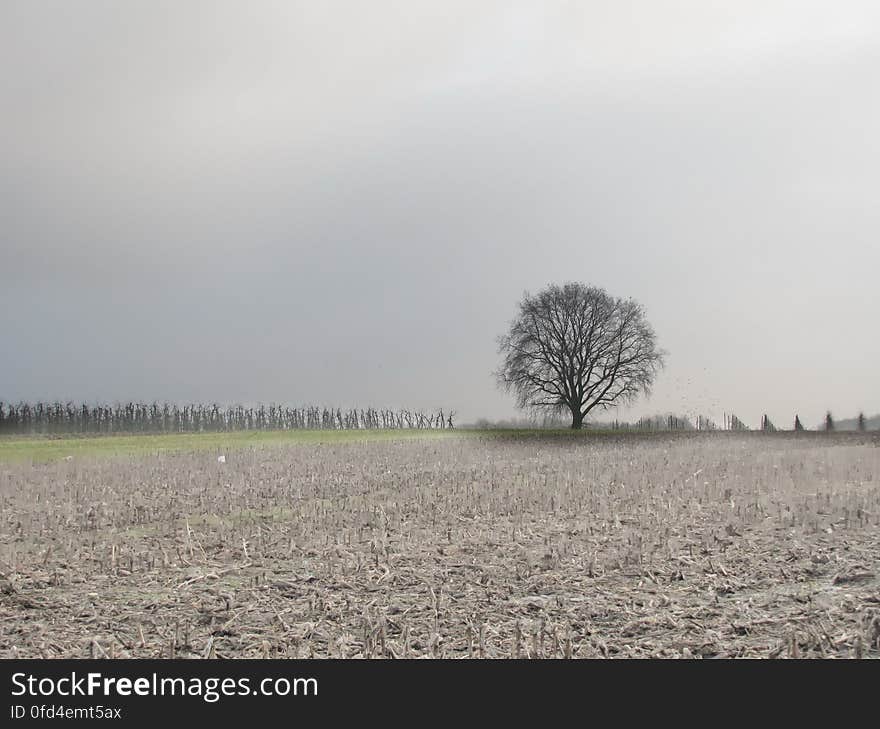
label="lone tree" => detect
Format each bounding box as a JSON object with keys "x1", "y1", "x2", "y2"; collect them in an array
[{"x1": 496, "y1": 283, "x2": 665, "y2": 429}]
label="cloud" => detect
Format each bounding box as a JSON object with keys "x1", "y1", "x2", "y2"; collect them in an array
[{"x1": 2, "y1": 2, "x2": 879, "y2": 425}]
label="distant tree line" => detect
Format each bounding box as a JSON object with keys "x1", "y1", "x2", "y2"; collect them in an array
[
  {"x1": 468, "y1": 409, "x2": 878, "y2": 433},
  {"x1": 607, "y1": 414, "x2": 700, "y2": 431},
  {"x1": 0, "y1": 402, "x2": 455, "y2": 435},
  {"x1": 724, "y1": 413, "x2": 749, "y2": 431},
  {"x1": 811, "y1": 411, "x2": 877, "y2": 432},
  {"x1": 469, "y1": 413, "x2": 702, "y2": 431}
]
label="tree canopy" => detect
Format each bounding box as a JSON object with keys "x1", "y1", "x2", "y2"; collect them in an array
[{"x1": 496, "y1": 283, "x2": 665, "y2": 429}]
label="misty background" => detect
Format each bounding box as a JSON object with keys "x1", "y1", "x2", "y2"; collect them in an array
[{"x1": 2, "y1": 1, "x2": 878, "y2": 428}]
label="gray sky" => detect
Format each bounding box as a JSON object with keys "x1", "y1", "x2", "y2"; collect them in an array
[{"x1": 2, "y1": 1, "x2": 879, "y2": 428}]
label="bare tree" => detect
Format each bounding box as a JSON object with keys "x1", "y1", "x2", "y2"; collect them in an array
[{"x1": 496, "y1": 283, "x2": 665, "y2": 429}]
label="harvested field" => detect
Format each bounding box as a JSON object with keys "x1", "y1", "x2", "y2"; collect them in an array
[{"x1": 1, "y1": 431, "x2": 879, "y2": 658}]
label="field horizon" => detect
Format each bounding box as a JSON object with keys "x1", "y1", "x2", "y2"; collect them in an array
[{"x1": 2, "y1": 426, "x2": 878, "y2": 464}]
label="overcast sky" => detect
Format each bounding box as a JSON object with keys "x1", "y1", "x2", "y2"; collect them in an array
[{"x1": 2, "y1": 1, "x2": 879, "y2": 428}]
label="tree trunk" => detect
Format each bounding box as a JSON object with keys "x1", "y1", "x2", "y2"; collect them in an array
[{"x1": 570, "y1": 409, "x2": 584, "y2": 430}]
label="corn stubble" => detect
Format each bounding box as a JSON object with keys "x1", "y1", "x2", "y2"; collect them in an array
[{"x1": 0, "y1": 432, "x2": 878, "y2": 658}]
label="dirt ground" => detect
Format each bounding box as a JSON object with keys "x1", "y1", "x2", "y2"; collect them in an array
[{"x1": 1, "y1": 431, "x2": 878, "y2": 658}]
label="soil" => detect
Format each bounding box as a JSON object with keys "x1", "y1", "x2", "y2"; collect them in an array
[{"x1": 1, "y1": 431, "x2": 878, "y2": 658}]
